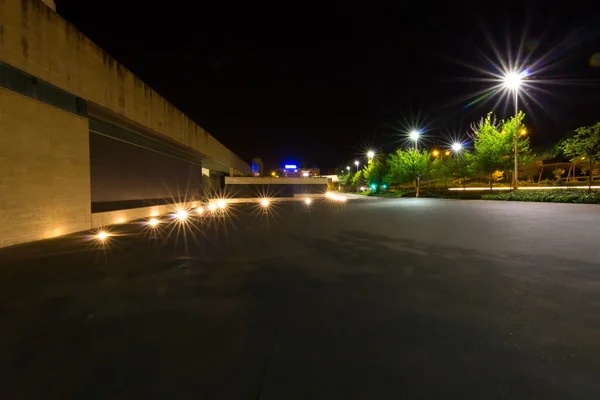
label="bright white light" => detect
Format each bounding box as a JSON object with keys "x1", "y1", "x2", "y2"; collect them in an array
[
  {"x1": 302, "y1": 172, "x2": 309, "y2": 177},
  {"x1": 448, "y1": 187, "x2": 511, "y2": 191},
  {"x1": 449, "y1": 186, "x2": 600, "y2": 191},
  {"x1": 354, "y1": 160, "x2": 359, "y2": 166},
  {"x1": 367, "y1": 151, "x2": 375, "y2": 158},
  {"x1": 304, "y1": 198, "x2": 312, "y2": 205},
  {"x1": 359, "y1": 186, "x2": 365, "y2": 191},
  {"x1": 503, "y1": 72, "x2": 522, "y2": 90},
  {"x1": 175, "y1": 209, "x2": 188, "y2": 221},
  {"x1": 451, "y1": 142, "x2": 463, "y2": 152},
  {"x1": 196, "y1": 206, "x2": 204, "y2": 214},
  {"x1": 96, "y1": 231, "x2": 109, "y2": 241},
  {"x1": 325, "y1": 192, "x2": 347, "y2": 201},
  {"x1": 217, "y1": 199, "x2": 227, "y2": 209},
  {"x1": 261, "y1": 198, "x2": 270, "y2": 207},
  {"x1": 409, "y1": 130, "x2": 420, "y2": 141},
  {"x1": 208, "y1": 203, "x2": 217, "y2": 212},
  {"x1": 148, "y1": 217, "x2": 159, "y2": 227},
  {"x1": 346, "y1": 166, "x2": 350, "y2": 170}
]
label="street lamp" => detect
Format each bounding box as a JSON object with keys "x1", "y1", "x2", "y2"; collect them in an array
[
  {"x1": 409, "y1": 130, "x2": 420, "y2": 149},
  {"x1": 346, "y1": 166, "x2": 350, "y2": 172},
  {"x1": 354, "y1": 160, "x2": 359, "y2": 171},
  {"x1": 503, "y1": 71, "x2": 525, "y2": 189},
  {"x1": 367, "y1": 150, "x2": 375, "y2": 160},
  {"x1": 451, "y1": 142, "x2": 463, "y2": 152},
  {"x1": 432, "y1": 149, "x2": 440, "y2": 157}
]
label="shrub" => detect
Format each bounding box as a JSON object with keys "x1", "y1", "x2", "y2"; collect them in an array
[{"x1": 482, "y1": 190, "x2": 600, "y2": 204}]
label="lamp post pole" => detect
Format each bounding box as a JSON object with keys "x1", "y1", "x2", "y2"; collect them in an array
[{"x1": 514, "y1": 90, "x2": 519, "y2": 189}]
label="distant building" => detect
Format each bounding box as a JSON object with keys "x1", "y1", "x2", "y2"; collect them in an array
[
  {"x1": 251, "y1": 158, "x2": 264, "y2": 177},
  {"x1": 269, "y1": 165, "x2": 320, "y2": 178}
]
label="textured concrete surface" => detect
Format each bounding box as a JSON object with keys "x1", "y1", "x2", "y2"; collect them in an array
[
  {"x1": 0, "y1": 0, "x2": 248, "y2": 173},
  {"x1": 1, "y1": 198, "x2": 600, "y2": 399},
  {"x1": 0, "y1": 88, "x2": 90, "y2": 248}
]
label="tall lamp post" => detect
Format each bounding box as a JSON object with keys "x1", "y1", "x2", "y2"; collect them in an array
[
  {"x1": 367, "y1": 151, "x2": 375, "y2": 161},
  {"x1": 354, "y1": 160, "x2": 359, "y2": 172},
  {"x1": 409, "y1": 130, "x2": 420, "y2": 149},
  {"x1": 503, "y1": 72, "x2": 524, "y2": 189},
  {"x1": 451, "y1": 142, "x2": 463, "y2": 153}
]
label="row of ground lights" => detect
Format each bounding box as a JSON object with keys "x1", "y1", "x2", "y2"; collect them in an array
[{"x1": 93, "y1": 195, "x2": 348, "y2": 243}]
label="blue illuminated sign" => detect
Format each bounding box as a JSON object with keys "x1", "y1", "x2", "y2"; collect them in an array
[{"x1": 284, "y1": 164, "x2": 298, "y2": 169}]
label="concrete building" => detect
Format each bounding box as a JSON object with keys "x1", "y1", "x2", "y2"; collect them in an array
[
  {"x1": 251, "y1": 158, "x2": 264, "y2": 177},
  {"x1": 270, "y1": 167, "x2": 321, "y2": 178},
  {"x1": 225, "y1": 177, "x2": 328, "y2": 198},
  {"x1": 0, "y1": 0, "x2": 250, "y2": 247}
]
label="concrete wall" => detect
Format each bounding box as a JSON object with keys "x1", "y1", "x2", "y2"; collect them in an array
[
  {"x1": 225, "y1": 177, "x2": 329, "y2": 185},
  {"x1": 224, "y1": 177, "x2": 329, "y2": 198},
  {"x1": 89, "y1": 132, "x2": 202, "y2": 204},
  {"x1": 0, "y1": 88, "x2": 91, "y2": 247},
  {"x1": 0, "y1": 0, "x2": 249, "y2": 174},
  {"x1": 91, "y1": 201, "x2": 197, "y2": 229}
]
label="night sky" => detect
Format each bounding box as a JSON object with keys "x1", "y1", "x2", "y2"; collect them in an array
[{"x1": 55, "y1": 0, "x2": 599, "y2": 170}]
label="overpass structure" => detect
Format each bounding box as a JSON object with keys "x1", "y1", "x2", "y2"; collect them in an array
[{"x1": 0, "y1": 0, "x2": 251, "y2": 247}]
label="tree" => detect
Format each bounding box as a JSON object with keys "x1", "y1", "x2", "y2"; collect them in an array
[
  {"x1": 552, "y1": 168, "x2": 565, "y2": 181},
  {"x1": 520, "y1": 157, "x2": 543, "y2": 183},
  {"x1": 338, "y1": 170, "x2": 354, "y2": 192},
  {"x1": 363, "y1": 158, "x2": 389, "y2": 193},
  {"x1": 561, "y1": 122, "x2": 600, "y2": 190},
  {"x1": 431, "y1": 154, "x2": 455, "y2": 188},
  {"x1": 492, "y1": 170, "x2": 505, "y2": 182},
  {"x1": 467, "y1": 113, "x2": 511, "y2": 190},
  {"x1": 501, "y1": 111, "x2": 532, "y2": 184},
  {"x1": 448, "y1": 153, "x2": 471, "y2": 189},
  {"x1": 352, "y1": 169, "x2": 366, "y2": 189},
  {"x1": 388, "y1": 148, "x2": 432, "y2": 197}
]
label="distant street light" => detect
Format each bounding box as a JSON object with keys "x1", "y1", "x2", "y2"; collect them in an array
[
  {"x1": 409, "y1": 130, "x2": 420, "y2": 149},
  {"x1": 367, "y1": 150, "x2": 375, "y2": 160},
  {"x1": 451, "y1": 142, "x2": 463, "y2": 152},
  {"x1": 432, "y1": 149, "x2": 440, "y2": 157},
  {"x1": 503, "y1": 70, "x2": 526, "y2": 189},
  {"x1": 346, "y1": 166, "x2": 350, "y2": 171},
  {"x1": 354, "y1": 160, "x2": 359, "y2": 171}
]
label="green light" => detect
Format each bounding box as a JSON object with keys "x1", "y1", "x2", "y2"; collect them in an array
[{"x1": 382, "y1": 184, "x2": 387, "y2": 189}]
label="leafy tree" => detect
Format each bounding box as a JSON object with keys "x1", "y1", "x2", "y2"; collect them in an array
[
  {"x1": 468, "y1": 113, "x2": 511, "y2": 189},
  {"x1": 429, "y1": 155, "x2": 454, "y2": 187},
  {"x1": 561, "y1": 122, "x2": 600, "y2": 190},
  {"x1": 501, "y1": 112, "x2": 532, "y2": 159},
  {"x1": 501, "y1": 111, "x2": 532, "y2": 184},
  {"x1": 363, "y1": 158, "x2": 389, "y2": 193},
  {"x1": 448, "y1": 153, "x2": 471, "y2": 189},
  {"x1": 520, "y1": 156, "x2": 543, "y2": 183},
  {"x1": 337, "y1": 171, "x2": 354, "y2": 192},
  {"x1": 492, "y1": 170, "x2": 505, "y2": 182},
  {"x1": 553, "y1": 168, "x2": 565, "y2": 181},
  {"x1": 352, "y1": 169, "x2": 366, "y2": 189},
  {"x1": 388, "y1": 148, "x2": 432, "y2": 197}
]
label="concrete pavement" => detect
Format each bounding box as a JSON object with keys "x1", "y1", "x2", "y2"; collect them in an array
[{"x1": 1, "y1": 198, "x2": 600, "y2": 399}]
